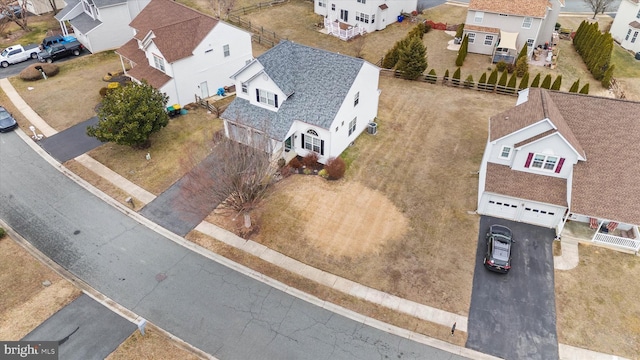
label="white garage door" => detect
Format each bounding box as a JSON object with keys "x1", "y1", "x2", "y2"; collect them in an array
[
  {"x1": 519, "y1": 204, "x2": 561, "y2": 228},
  {"x1": 481, "y1": 195, "x2": 519, "y2": 220},
  {"x1": 480, "y1": 194, "x2": 564, "y2": 228}
]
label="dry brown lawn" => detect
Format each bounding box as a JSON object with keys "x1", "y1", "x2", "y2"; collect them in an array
[
  {"x1": 555, "y1": 244, "x2": 640, "y2": 359},
  {"x1": 107, "y1": 326, "x2": 201, "y2": 360},
  {"x1": 0, "y1": 235, "x2": 82, "y2": 340},
  {"x1": 87, "y1": 107, "x2": 222, "y2": 195},
  {"x1": 9, "y1": 51, "x2": 124, "y2": 131},
  {"x1": 241, "y1": 78, "x2": 516, "y2": 316}
]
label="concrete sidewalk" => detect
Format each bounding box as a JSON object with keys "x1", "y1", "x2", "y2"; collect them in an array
[{"x1": 0, "y1": 77, "x2": 626, "y2": 360}]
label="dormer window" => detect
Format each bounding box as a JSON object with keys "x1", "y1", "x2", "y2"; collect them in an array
[
  {"x1": 256, "y1": 89, "x2": 278, "y2": 108},
  {"x1": 153, "y1": 54, "x2": 166, "y2": 72},
  {"x1": 499, "y1": 146, "x2": 512, "y2": 159}
]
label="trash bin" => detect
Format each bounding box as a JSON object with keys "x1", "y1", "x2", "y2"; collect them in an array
[
  {"x1": 367, "y1": 122, "x2": 377, "y2": 135},
  {"x1": 397, "y1": 15, "x2": 404, "y2": 23},
  {"x1": 635, "y1": 52, "x2": 640, "y2": 60}
]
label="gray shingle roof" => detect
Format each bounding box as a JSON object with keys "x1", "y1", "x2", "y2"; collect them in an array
[
  {"x1": 223, "y1": 41, "x2": 366, "y2": 141},
  {"x1": 94, "y1": 0, "x2": 127, "y2": 7},
  {"x1": 55, "y1": 0, "x2": 80, "y2": 21},
  {"x1": 70, "y1": 12, "x2": 102, "y2": 33}
]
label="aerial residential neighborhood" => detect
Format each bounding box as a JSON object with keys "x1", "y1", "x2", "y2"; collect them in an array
[{"x1": 0, "y1": 0, "x2": 638, "y2": 359}]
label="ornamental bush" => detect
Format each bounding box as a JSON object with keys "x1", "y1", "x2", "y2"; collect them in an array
[{"x1": 325, "y1": 157, "x2": 346, "y2": 180}]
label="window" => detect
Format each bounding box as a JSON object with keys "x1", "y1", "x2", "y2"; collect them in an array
[
  {"x1": 632, "y1": 31, "x2": 639, "y2": 43},
  {"x1": 467, "y1": 33, "x2": 475, "y2": 44},
  {"x1": 362, "y1": 13, "x2": 369, "y2": 23},
  {"x1": 372, "y1": 14, "x2": 375, "y2": 23},
  {"x1": 484, "y1": 34, "x2": 494, "y2": 46},
  {"x1": 531, "y1": 154, "x2": 558, "y2": 171},
  {"x1": 354, "y1": 91, "x2": 359, "y2": 106},
  {"x1": 331, "y1": 3, "x2": 335, "y2": 10},
  {"x1": 474, "y1": 11, "x2": 484, "y2": 23},
  {"x1": 153, "y1": 54, "x2": 165, "y2": 72},
  {"x1": 357, "y1": 0, "x2": 366, "y2": 3},
  {"x1": 499, "y1": 146, "x2": 512, "y2": 159},
  {"x1": 348, "y1": 118, "x2": 357, "y2": 135},
  {"x1": 241, "y1": 83, "x2": 248, "y2": 94},
  {"x1": 637, "y1": 9, "x2": 640, "y2": 19},
  {"x1": 356, "y1": 11, "x2": 361, "y2": 21},
  {"x1": 499, "y1": 13, "x2": 508, "y2": 17},
  {"x1": 304, "y1": 129, "x2": 322, "y2": 153},
  {"x1": 318, "y1": 1, "x2": 326, "y2": 7},
  {"x1": 626, "y1": 28, "x2": 632, "y2": 41},
  {"x1": 522, "y1": 17, "x2": 533, "y2": 29},
  {"x1": 527, "y1": 38, "x2": 534, "y2": 47},
  {"x1": 256, "y1": 89, "x2": 278, "y2": 107},
  {"x1": 223, "y1": 44, "x2": 230, "y2": 57}
]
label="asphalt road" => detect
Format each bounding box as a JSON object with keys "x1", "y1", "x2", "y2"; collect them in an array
[
  {"x1": 0, "y1": 130, "x2": 474, "y2": 359},
  {"x1": 466, "y1": 216, "x2": 558, "y2": 360}
]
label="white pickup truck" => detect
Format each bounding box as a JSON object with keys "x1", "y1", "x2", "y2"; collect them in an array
[{"x1": 0, "y1": 44, "x2": 39, "y2": 68}]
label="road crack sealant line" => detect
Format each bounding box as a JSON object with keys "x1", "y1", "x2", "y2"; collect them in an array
[{"x1": 8, "y1": 128, "x2": 500, "y2": 360}]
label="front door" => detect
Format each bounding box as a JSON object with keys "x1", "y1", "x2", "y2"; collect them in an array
[
  {"x1": 340, "y1": 9, "x2": 348, "y2": 22},
  {"x1": 200, "y1": 81, "x2": 209, "y2": 98}
]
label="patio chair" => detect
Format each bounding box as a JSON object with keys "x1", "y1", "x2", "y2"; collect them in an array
[
  {"x1": 606, "y1": 222, "x2": 619, "y2": 232},
  {"x1": 589, "y1": 217, "x2": 598, "y2": 229}
]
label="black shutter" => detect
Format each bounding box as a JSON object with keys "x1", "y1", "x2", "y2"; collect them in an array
[
  {"x1": 274, "y1": 94, "x2": 278, "y2": 108},
  {"x1": 256, "y1": 89, "x2": 260, "y2": 102},
  {"x1": 301, "y1": 134, "x2": 305, "y2": 148},
  {"x1": 320, "y1": 140, "x2": 324, "y2": 155}
]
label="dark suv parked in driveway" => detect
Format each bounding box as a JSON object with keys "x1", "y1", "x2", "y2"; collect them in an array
[{"x1": 484, "y1": 225, "x2": 514, "y2": 273}]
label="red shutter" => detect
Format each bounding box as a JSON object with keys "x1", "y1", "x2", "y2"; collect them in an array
[
  {"x1": 525, "y1": 152, "x2": 534, "y2": 168},
  {"x1": 555, "y1": 158, "x2": 565, "y2": 173}
]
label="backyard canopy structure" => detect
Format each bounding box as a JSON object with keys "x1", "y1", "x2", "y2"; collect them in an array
[
  {"x1": 493, "y1": 30, "x2": 519, "y2": 64},
  {"x1": 497, "y1": 30, "x2": 519, "y2": 50}
]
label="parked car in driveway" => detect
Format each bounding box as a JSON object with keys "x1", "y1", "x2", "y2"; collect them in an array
[
  {"x1": 484, "y1": 225, "x2": 514, "y2": 273},
  {"x1": 38, "y1": 41, "x2": 84, "y2": 63},
  {"x1": 0, "y1": 44, "x2": 39, "y2": 67},
  {"x1": 0, "y1": 106, "x2": 18, "y2": 132}
]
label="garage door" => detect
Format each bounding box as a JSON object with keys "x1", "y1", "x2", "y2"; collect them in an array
[
  {"x1": 481, "y1": 195, "x2": 519, "y2": 220},
  {"x1": 480, "y1": 194, "x2": 564, "y2": 228},
  {"x1": 519, "y1": 204, "x2": 561, "y2": 228}
]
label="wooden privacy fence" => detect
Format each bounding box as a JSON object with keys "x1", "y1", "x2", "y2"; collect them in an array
[
  {"x1": 227, "y1": 0, "x2": 288, "y2": 16},
  {"x1": 194, "y1": 95, "x2": 230, "y2": 117},
  {"x1": 226, "y1": 14, "x2": 286, "y2": 48},
  {"x1": 380, "y1": 69, "x2": 520, "y2": 96}
]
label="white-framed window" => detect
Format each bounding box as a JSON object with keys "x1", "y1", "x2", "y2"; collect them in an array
[
  {"x1": 527, "y1": 38, "x2": 535, "y2": 47},
  {"x1": 223, "y1": 44, "x2": 230, "y2": 57},
  {"x1": 318, "y1": 1, "x2": 326, "y2": 7},
  {"x1": 474, "y1": 11, "x2": 484, "y2": 23},
  {"x1": 357, "y1": 0, "x2": 366, "y2": 3},
  {"x1": 531, "y1": 154, "x2": 558, "y2": 171},
  {"x1": 331, "y1": 3, "x2": 335, "y2": 10},
  {"x1": 372, "y1": 14, "x2": 375, "y2": 23},
  {"x1": 362, "y1": 13, "x2": 369, "y2": 23},
  {"x1": 153, "y1": 54, "x2": 165, "y2": 72},
  {"x1": 241, "y1": 83, "x2": 248, "y2": 94},
  {"x1": 356, "y1": 11, "x2": 361, "y2": 21},
  {"x1": 499, "y1": 146, "x2": 512, "y2": 159},
  {"x1": 484, "y1": 34, "x2": 494, "y2": 46},
  {"x1": 468, "y1": 33, "x2": 476, "y2": 44},
  {"x1": 626, "y1": 28, "x2": 632, "y2": 41},
  {"x1": 354, "y1": 91, "x2": 359, "y2": 106},
  {"x1": 632, "y1": 31, "x2": 639, "y2": 43},
  {"x1": 636, "y1": 9, "x2": 640, "y2": 19},
  {"x1": 522, "y1": 17, "x2": 533, "y2": 29},
  {"x1": 257, "y1": 89, "x2": 277, "y2": 107},
  {"x1": 348, "y1": 117, "x2": 357, "y2": 135},
  {"x1": 304, "y1": 129, "x2": 322, "y2": 153}
]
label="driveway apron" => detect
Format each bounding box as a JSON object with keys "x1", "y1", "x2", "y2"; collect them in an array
[
  {"x1": 466, "y1": 216, "x2": 558, "y2": 360},
  {"x1": 140, "y1": 151, "x2": 222, "y2": 236},
  {"x1": 39, "y1": 116, "x2": 103, "y2": 162},
  {"x1": 21, "y1": 294, "x2": 136, "y2": 360}
]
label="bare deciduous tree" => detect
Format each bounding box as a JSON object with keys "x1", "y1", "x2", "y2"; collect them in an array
[
  {"x1": 0, "y1": 2, "x2": 29, "y2": 31},
  {"x1": 582, "y1": 0, "x2": 616, "y2": 19},
  {"x1": 179, "y1": 123, "x2": 278, "y2": 230},
  {"x1": 210, "y1": 0, "x2": 236, "y2": 18}
]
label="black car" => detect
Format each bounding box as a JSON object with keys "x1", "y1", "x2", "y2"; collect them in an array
[
  {"x1": 484, "y1": 225, "x2": 514, "y2": 273},
  {"x1": 0, "y1": 106, "x2": 18, "y2": 132}
]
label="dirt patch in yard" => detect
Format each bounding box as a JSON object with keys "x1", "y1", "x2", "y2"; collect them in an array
[
  {"x1": 555, "y1": 243, "x2": 640, "y2": 359},
  {"x1": 257, "y1": 176, "x2": 409, "y2": 258}
]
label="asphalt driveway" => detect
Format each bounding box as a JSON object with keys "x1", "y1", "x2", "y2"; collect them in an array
[
  {"x1": 21, "y1": 294, "x2": 136, "y2": 360},
  {"x1": 466, "y1": 216, "x2": 558, "y2": 360},
  {"x1": 39, "y1": 116, "x2": 103, "y2": 162}
]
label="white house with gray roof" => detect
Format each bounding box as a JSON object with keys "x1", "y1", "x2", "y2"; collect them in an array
[
  {"x1": 609, "y1": 0, "x2": 640, "y2": 54},
  {"x1": 222, "y1": 40, "x2": 380, "y2": 164},
  {"x1": 54, "y1": 0, "x2": 151, "y2": 53}
]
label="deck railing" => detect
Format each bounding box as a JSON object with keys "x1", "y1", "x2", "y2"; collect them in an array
[{"x1": 593, "y1": 232, "x2": 640, "y2": 253}]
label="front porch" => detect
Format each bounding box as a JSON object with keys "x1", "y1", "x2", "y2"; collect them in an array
[
  {"x1": 322, "y1": 18, "x2": 365, "y2": 41},
  {"x1": 560, "y1": 219, "x2": 640, "y2": 254}
]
